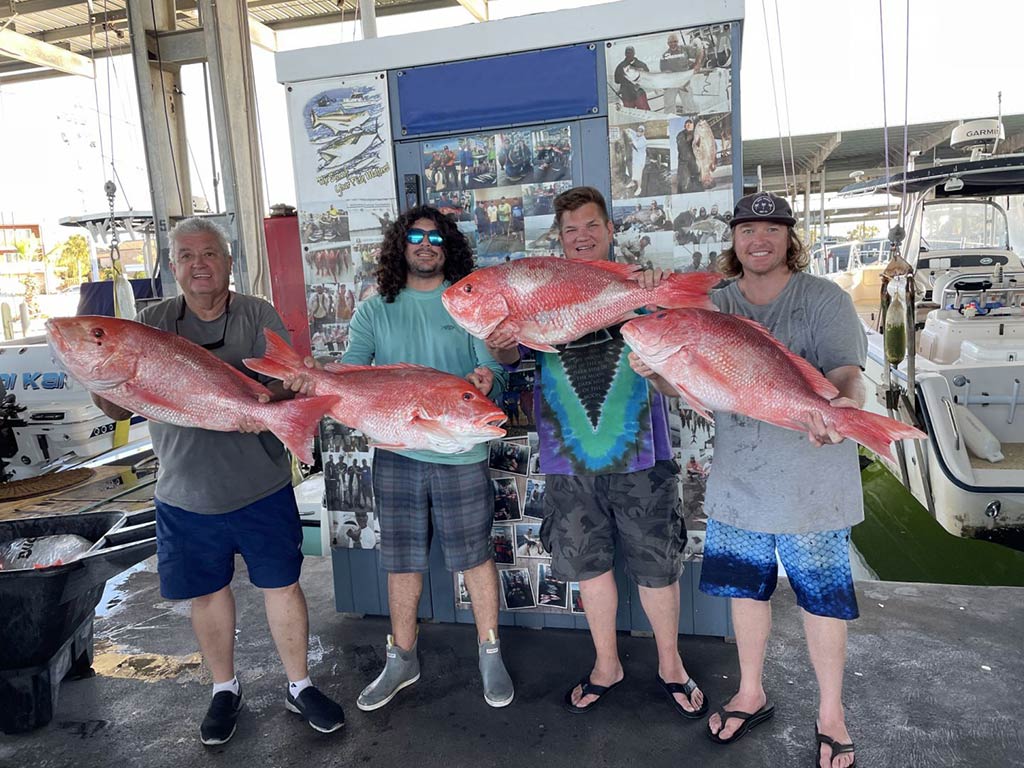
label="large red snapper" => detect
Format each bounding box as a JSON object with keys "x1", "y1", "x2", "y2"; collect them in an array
[
  {"x1": 621, "y1": 309, "x2": 926, "y2": 459},
  {"x1": 441, "y1": 257, "x2": 720, "y2": 352},
  {"x1": 244, "y1": 330, "x2": 507, "y2": 454},
  {"x1": 45, "y1": 316, "x2": 338, "y2": 464}
]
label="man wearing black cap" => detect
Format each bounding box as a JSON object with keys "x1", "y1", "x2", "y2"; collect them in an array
[
  {"x1": 613, "y1": 47, "x2": 650, "y2": 111},
  {"x1": 633, "y1": 192, "x2": 864, "y2": 768}
]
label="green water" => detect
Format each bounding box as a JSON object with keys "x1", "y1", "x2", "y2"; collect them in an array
[{"x1": 855, "y1": 459, "x2": 1024, "y2": 586}]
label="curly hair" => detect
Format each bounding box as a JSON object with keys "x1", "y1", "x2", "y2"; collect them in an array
[
  {"x1": 716, "y1": 228, "x2": 809, "y2": 278},
  {"x1": 375, "y1": 205, "x2": 475, "y2": 303}
]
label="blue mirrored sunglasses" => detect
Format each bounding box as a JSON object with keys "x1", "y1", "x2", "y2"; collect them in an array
[{"x1": 406, "y1": 228, "x2": 444, "y2": 246}]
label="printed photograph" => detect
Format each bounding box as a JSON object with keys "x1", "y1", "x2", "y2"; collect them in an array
[
  {"x1": 671, "y1": 189, "x2": 733, "y2": 246},
  {"x1": 473, "y1": 187, "x2": 526, "y2": 257},
  {"x1": 426, "y1": 189, "x2": 476, "y2": 222},
  {"x1": 423, "y1": 134, "x2": 496, "y2": 194},
  {"x1": 523, "y1": 478, "x2": 545, "y2": 518},
  {"x1": 609, "y1": 121, "x2": 672, "y2": 200},
  {"x1": 673, "y1": 242, "x2": 726, "y2": 274},
  {"x1": 299, "y1": 202, "x2": 350, "y2": 247},
  {"x1": 669, "y1": 113, "x2": 732, "y2": 193},
  {"x1": 492, "y1": 525, "x2": 516, "y2": 565},
  {"x1": 523, "y1": 180, "x2": 574, "y2": 217},
  {"x1": 503, "y1": 368, "x2": 536, "y2": 436},
  {"x1": 333, "y1": 509, "x2": 378, "y2": 550},
  {"x1": 606, "y1": 26, "x2": 733, "y2": 124},
  {"x1": 674, "y1": 402, "x2": 715, "y2": 558},
  {"x1": 570, "y1": 582, "x2": 585, "y2": 614},
  {"x1": 514, "y1": 522, "x2": 549, "y2": 558},
  {"x1": 500, "y1": 567, "x2": 536, "y2": 610},
  {"x1": 524, "y1": 215, "x2": 561, "y2": 256},
  {"x1": 457, "y1": 571, "x2": 472, "y2": 605},
  {"x1": 489, "y1": 439, "x2": 531, "y2": 476},
  {"x1": 492, "y1": 477, "x2": 523, "y2": 522},
  {"x1": 536, "y1": 563, "x2": 569, "y2": 609},
  {"x1": 529, "y1": 124, "x2": 572, "y2": 183}
]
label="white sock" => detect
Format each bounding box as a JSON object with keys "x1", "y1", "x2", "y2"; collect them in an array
[
  {"x1": 289, "y1": 677, "x2": 312, "y2": 697},
  {"x1": 212, "y1": 677, "x2": 239, "y2": 698}
]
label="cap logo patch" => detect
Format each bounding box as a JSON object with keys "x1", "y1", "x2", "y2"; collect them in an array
[{"x1": 751, "y1": 195, "x2": 776, "y2": 216}]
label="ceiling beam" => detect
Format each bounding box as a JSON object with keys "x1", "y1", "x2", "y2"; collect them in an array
[
  {"x1": 0, "y1": 0, "x2": 79, "y2": 19},
  {"x1": 0, "y1": 26, "x2": 93, "y2": 77},
  {"x1": 262, "y1": 0, "x2": 458, "y2": 31},
  {"x1": 799, "y1": 131, "x2": 842, "y2": 175},
  {"x1": 998, "y1": 130, "x2": 1024, "y2": 155},
  {"x1": 908, "y1": 121, "x2": 959, "y2": 156},
  {"x1": 456, "y1": 0, "x2": 488, "y2": 22}
]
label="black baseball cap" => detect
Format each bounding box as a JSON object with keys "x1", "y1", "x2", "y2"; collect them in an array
[{"x1": 730, "y1": 192, "x2": 796, "y2": 228}]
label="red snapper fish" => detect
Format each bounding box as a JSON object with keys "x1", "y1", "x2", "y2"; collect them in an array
[
  {"x1": 441, "y1": 257, "x2": 720, "y2": 352},
  {"x1": 621, "y1": 309, "x2": 926, "y2": 459},
  {"x1": 45, "y1": 316, "x2": 338, "y2": 464},
  {"x1": 244, "y1": 330, "x2": 507, "y2": 454}
]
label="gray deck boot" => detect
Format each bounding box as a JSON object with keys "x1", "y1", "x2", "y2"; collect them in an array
[
  {"x1": 356, "y1": 634, "x2": 420, "y2": 711},
  {"x1": 479, "y1": 629, "x2": 514, "y2": 708}
]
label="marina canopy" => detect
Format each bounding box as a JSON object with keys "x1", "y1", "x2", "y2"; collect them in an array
[{"x1": 0, "y1": 0, "x2": 485, "y2": 84}]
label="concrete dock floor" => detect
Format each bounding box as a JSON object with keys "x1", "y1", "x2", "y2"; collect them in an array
[{"x1": 1, "y1": 555, "x2": 1022, "y2": 767}]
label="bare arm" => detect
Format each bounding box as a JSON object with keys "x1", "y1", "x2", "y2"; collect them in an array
[
  {"x1": 91, "y1": 392, "x2": 133, "y2": 421},
  {"x1": 628, "y1": 352, "x2": 678, "y2": 398}
]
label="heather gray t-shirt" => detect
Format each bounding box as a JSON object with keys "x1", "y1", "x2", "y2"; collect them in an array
[
  {"x1": 138, "y1": 293, "x2": 292, "y2": 514},
  {"x1": 704, "y1": 271, "x2": 868, "y2": 534}
]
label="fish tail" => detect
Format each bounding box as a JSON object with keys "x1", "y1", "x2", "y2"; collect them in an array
[
  {"x1": 835, "y1": 407, "x2": 927, "y2": 460},
  {"x1": 267, "y1": 394, "x2": 339, "y2": 465},
  {"x1": 243, "y1": 329, "x2": 304, "y2": 381},
  {"x1": 655, "y1": 272, "x2": 720, "y2": 310}
]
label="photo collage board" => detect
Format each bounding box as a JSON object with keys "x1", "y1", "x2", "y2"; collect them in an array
[
  {"x1": 456, "y1": 432, "x2": 584, "y2": 615},
  {"x1": 419, "y1": 122, "x2": 575, "y2": 266},
  {"x1": 605, "y1": 24, "x2": 734, "y2": 276},
  {"x1": 605, "y1": 25, "x2": 734, "y2": 548},
  {"x1": 288, "y1": 72, "x2": 399, "y2": 549}
]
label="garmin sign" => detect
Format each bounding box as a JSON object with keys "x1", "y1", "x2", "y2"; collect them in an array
[{"x1": 950, "y1": 119, "x2": 1005, "y2": 152}]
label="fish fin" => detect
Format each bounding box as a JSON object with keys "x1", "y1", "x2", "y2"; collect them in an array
[
  {"x1": 520, "y1": 341, "x2": 560, "y2": 353},
  {"x1": 266, "y1": 394, "x2": 338, "y2": 465},
  {"x1": 661, "y1": 374, "x2": 715, "y2": 421},
  {"x1": 369, "y1": 441, "x2": 410, "y2": 450},
  {"x1": 653, "y1": 272, "x2": 720, "y2": 310},
  {"x1": 322, "y1": 362, "x2": 435, "y2": 374},
  {"x1": 728, "y1": 315, "x2": 841, "y2": 401},
  {"x1": 569, "y1": 258, "x2": 643, "y2": 277},
  {"x1": 831, "y1": 407, "x2": 927, "y2": 461}
]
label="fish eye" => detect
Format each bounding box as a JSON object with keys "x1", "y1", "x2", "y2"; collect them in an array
[
  {"x1": 91, "y1": 328, "x2": 105, "y2": 338},
  {"x1": 464, "y1": 284, "x2": 472, "y2": 293},
  {"x1": 462, "y1": 392, "x2": 473, "y2": 400}
]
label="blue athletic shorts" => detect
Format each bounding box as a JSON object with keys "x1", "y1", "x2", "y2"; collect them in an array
[
  {"x1": 155, "y1": 483, "x2": 303, "y2": 600},
  {"x1": 698, "y1": 518, "x2": 859, "y2": 620},
  {"x1": 372, "y1": 450, "x2": 493, "y2": 573}
]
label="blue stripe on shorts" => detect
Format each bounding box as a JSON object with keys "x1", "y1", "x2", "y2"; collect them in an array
[{"x1": 698, "y1": 518, "x2": 858, "y2": 620}]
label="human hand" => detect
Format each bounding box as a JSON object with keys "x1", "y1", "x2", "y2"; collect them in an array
[
  {"x1": 633, "y1": 267, "x2": 668, "y2": 290},
  {"x1": 804, "y1": 398, "x2": 857, "y2": 447},
  {"x1": 237, "y1": 414, "x2": 268, "y2": 433},
  {"x1": 485, "y1": 326, "x2": 520, "y2": 351},
  {"x1": 281, "y1": 359, "x2": 321, "y2": 396},
  {"x1": 466, "y1": 366, "x2": 494, "y2": 395},
  {"x1": 628, "y1": 351, "x2": 658, "y2": 379}
]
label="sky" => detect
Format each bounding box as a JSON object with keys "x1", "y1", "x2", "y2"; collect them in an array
[{"x1": 1, "y1": 0, "x2": 1022, "y2": 250}]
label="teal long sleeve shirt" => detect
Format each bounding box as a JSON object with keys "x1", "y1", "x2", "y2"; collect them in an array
[{"x1": 342, "y1": 282, "x2": 506, "y2": 465}]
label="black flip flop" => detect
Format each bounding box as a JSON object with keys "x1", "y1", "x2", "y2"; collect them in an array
[
  {"x1": 562, "y1": 676, "x2": 623, "y2": 714},
  {"x1": 706, "y1": 701, "x2": 775, "y2": 744},
  {"x1": 657, "y1": 674, "x2": 709, "y2": 719},
  {"x1": 815, "y1": 728, "x2": 856, "y2": 768}
]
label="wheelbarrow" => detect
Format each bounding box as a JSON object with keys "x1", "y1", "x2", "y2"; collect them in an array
[{"x1": 0, "y1": 508, "x2": 156, "y2": 733}]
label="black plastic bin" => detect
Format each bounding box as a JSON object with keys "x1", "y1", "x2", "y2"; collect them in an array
[{"x1": 0, "y1": 508, "x2": 156, "y2": 734}]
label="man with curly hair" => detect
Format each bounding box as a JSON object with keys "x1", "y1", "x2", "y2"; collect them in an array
[{"x1": 342, "y1": 205, "x2": 514, "y2": 712}]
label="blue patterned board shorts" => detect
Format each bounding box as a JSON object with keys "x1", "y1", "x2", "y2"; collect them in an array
[
  {"x1": 699, "y1": 518, "x2": 859, "y2": 620},
  {"x1": 372, "y1": 450, "x2": 494, "y2": 573}
]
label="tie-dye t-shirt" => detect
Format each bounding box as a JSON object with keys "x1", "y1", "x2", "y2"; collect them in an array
[{"x1": 534, "y1": 322, "x2": 673, "y2": 475}]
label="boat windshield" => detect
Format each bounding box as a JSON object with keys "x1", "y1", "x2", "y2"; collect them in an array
[{"x1": 920, "y1": 198, "x2": 1014, "y2": 251}]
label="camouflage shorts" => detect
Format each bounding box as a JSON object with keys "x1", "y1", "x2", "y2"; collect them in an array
[{"x1": 540, "y1": 460, "x2": 685, "y2": 588}]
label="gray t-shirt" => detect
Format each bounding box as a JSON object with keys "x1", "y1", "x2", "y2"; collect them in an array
[
  {"x1": 138, "y1": 293, "x2": 292, "y2": 514},
  {"x1": 704, "y1": 271, "x2": 868, "y2": 533}
]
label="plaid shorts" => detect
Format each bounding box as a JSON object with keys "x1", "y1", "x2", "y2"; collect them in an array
[
  {"x1": 699, "y1": 518, "x2": 859, "y2": 620},
  {"x1": 372, "y1": 450, "x2": 494, "y2": 573},
  {"x1": 541, "y1": 460, "x2": 686, "y2": 588}
]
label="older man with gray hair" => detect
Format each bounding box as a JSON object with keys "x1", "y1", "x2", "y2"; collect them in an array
[{"x1": 90, "y1": 217, "x2": 345, "y2": 745}]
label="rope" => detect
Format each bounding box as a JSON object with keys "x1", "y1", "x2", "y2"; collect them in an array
[
  {"x1": 760, "y1": 0, "x2": 789, "y2": 196},
  {"x1": 878, "y1": 0, "x2": 892, "y2": 231},
  {"x1": 772, "y1": 0, "x2": 798, "y2": 203},
  {"x1": 901, "y1": 0, "x2": 910, "y2": 205},
  {"x1": 88, "y1": 2, "x2": 108, "y2": 180}
]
